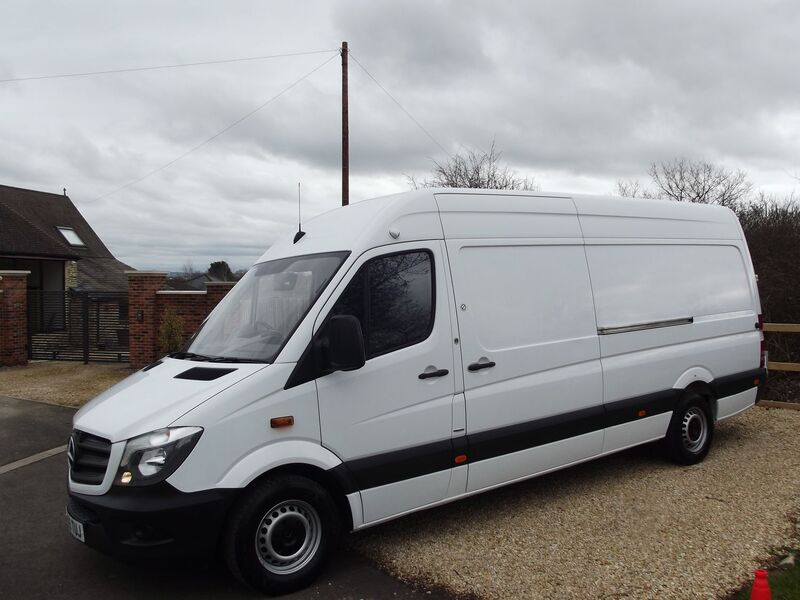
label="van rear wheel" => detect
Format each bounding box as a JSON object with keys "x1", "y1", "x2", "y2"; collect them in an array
[
  {"x1": 224, "y1": 475, "x2": 341, "y2": 595},
  {"x1": 663, "y1": 392, "x2": 714, "y2": 465}
]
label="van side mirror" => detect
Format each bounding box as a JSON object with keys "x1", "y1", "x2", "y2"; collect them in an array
[{"x1": 317, "y1": 315, "x2": 366, "y2": 373}]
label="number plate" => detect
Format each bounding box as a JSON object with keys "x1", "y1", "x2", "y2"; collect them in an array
[{"x1": 67, "y1": 512, "x2": 85, "y2": 543}]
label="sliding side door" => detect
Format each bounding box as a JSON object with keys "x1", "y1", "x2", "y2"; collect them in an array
[{"x1": 436, "y1": 193, "x2": 604, "y2": 493}]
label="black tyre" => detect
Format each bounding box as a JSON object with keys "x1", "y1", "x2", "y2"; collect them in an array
[
  {"x1": 663, "y1": 392, "x2": 714, "y2": 465},
  {"x1": 224, "y1": 475, "x2": 342, "y2": 595}
]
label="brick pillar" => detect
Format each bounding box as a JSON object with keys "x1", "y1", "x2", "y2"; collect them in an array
[
  {"x1": 127, "y1": 271, "x2": 167, "y2": 369},
  {"x1": 0, "y1": 271, "x2": 30, "y2": 367},
  {"x1": 206, "y1": 281, "x2": 236, "y2": 311}
]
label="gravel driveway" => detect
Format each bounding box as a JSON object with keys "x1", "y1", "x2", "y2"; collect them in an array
[{"x1": 353, "y1": 407, "x2": 800, "y2": 599}]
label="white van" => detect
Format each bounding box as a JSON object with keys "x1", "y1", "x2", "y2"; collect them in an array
[{"x1": 67, "y1": 189, "x2": 765, "y2": 594}]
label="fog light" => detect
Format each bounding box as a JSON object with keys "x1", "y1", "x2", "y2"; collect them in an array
[{"x1": 120, "y1": 471, "x2": 133, "y2": 484}]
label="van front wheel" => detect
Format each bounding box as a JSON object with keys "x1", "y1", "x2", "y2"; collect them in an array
[
  {"x1": 224, "y1": 475, "x2": 341, "y2": 595},
  {"x1": 663, "y1": 392, "x2": 714, "y2": 465}
]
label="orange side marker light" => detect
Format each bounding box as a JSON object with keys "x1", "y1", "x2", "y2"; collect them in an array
[
  {"x1": 454, "y1": 454, "x2": 468, "y2": 465},
  {"x1": 270, "y1": 416, "x2": 295, "y2": 428},
  {"x1": 638, "y1": 410, "x2": 647, "y2": 418}
]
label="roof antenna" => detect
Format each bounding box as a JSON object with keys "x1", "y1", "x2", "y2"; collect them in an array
[
  {"x1": 293, "y1": 182, "x2": 306, "y2": 243},
  {"x1": 63, "y1": 187, "x2": 67, "y2": 196}
]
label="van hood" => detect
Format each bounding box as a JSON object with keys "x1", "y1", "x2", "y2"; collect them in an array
[{"x1": 73, "y1": 357, "x2": 269, "y2": 443}]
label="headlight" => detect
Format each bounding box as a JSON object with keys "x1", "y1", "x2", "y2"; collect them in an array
[{"x1": 114, "y1": 427, "x2": 202, "y2": 486}]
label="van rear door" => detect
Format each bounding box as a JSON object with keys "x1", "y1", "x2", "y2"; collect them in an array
[{"x1": 436, "y1": 193, "x2": 604, "y2": 492}]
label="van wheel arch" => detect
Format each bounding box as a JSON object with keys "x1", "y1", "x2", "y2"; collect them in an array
[
  {"x1": 683, "y1": 381, "x2": 718, "y2": 421},
  {"x1": 243, "y1": 463, "x2": 354, "y2": 532}
]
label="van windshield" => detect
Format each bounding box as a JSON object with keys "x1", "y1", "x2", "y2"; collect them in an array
[{"x1": 183, "y1": 252, "x2": 349, "y2": 363}]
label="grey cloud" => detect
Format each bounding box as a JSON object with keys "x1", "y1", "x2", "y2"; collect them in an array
[{"x1": 2, "y1": 0, "x2": 799, "y2": 270}]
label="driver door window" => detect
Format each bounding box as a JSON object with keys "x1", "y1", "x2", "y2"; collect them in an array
[{"x1": 330, "y1": 250, "x2": 434, "y2": 358}]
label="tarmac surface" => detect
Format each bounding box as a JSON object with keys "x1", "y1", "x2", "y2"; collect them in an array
[{"x1": 0, "y1": 395, "x2": 448, "y2": 600}]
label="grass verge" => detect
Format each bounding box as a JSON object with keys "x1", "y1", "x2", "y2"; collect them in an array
[
  {"x1": 0, "y1": 361, "x2": 133, "y2": 407},
  {"x1": 730, "y1": 560, "x2": 800, "y2": 599}
]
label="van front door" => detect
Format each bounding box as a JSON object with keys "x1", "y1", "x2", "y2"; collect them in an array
[{"x1": 315, "y1": 242, "x2": 457, "y2": 524}]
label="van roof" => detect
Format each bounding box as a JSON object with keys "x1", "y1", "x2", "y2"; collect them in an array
[{"x1": 256, "y1": 189, "x2": 742, "y2": 264}]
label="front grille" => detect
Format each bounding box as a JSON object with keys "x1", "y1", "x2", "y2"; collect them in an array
[{"x1": 69, "y1": 430, "x2": 111, "y2": 485}]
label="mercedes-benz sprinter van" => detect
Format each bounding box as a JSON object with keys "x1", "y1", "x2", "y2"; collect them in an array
[{"x1": 67, "y1": 190, "x2": 765, "y2": 594}]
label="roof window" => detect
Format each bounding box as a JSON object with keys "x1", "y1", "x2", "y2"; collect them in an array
[{"x1": 56, "y1": 226, "x2": 85, "y2": 246}]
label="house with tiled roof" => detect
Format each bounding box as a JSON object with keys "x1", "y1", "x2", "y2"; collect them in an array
[{"x1": 0, "y1": 184, "x2": 133, "y2": 292}]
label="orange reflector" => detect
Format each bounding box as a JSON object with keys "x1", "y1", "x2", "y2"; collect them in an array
[
  {"x1": 638, "y1": 410, "x2": 647, "y2": 417},
  {"x1": 270, "y1": 416, "x2": 294, "y2": 428},
  {"x1": 454, "y1": 454, "x2": 468, "y2": 464},
  {"x1": 753, "y1": 378, "x2": 761, "y2": 386}
]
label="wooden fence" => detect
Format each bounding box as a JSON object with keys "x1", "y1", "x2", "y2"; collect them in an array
[
  {"x1": 759, "y1": 322, "x2": 800, "y2": 409},
  {"x1": 763, "y1": 322, "x2": 800, "y2": 373}
]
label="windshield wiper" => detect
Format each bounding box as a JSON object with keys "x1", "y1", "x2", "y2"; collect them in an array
[
  {"x1": 206, "y1": 356, "x2": 270, "y2": 364},
  {"x1": 168, "y1": 351, "x2": 218, "y2": 362}
]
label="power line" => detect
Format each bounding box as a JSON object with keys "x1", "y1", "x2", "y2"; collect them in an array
[
  {"x1": 94, "y1": 52, "x2": 338, "y2": 201},
  {"x1": 348, "y1": 52, "x2": 450, "y2": 157},
  {"x1": 0, "y1": 49, "x2": 337, "y2": 84}
]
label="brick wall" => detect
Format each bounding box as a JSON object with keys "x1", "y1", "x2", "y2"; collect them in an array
[
  {"x1": 0, "y1": 271, "x2": 29, "y2": 366},
  {"x1": 127, "y1": 272, "x2": 235, "y2": 368}
]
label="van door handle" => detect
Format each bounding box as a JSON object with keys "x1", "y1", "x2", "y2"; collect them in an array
[
  {"x1": 418, "y1": 368, "x2": 449, "y2": 379},
  {"x1": 468, "y1": 361, "x2": 496, "y2": 372}
]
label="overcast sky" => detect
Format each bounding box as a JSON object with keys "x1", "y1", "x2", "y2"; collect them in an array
[{"x1": 2, "y1": 1, "x2": 799, "y2": 271}]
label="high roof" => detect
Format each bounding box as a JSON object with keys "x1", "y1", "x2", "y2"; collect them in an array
[{"x1": 258, "y1": 188, "x2": 740, "y2": 264}]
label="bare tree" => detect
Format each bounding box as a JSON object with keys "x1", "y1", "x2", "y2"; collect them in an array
[
  {"x1": 181, "y1": 260, "x2": 196, "y2": 278},
  {"x1": 647, "y1": 158, "x2": 752, "y2": 207},
  {"x1": 410, "y1": 141, "x2": 538, "y2": 191},
  {"x1": 615, "y1": 178, "x2": 661, "y2": 199}
]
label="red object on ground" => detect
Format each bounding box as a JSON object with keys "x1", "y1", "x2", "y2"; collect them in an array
[{"x1": 750, "y1": 569, "x2": 771, "y2": 600}]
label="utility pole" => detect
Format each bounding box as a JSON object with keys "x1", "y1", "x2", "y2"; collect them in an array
[{"x1": 341, "y1": 41, "x2": 349, "y2": 207}]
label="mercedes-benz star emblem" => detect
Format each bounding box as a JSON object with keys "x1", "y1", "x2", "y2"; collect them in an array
[{"x1": 67, "y1": 435, "x2": 75, "y2": 467}]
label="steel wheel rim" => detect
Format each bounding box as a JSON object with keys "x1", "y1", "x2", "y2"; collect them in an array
[
  {"x1": 255, "y1": 499, "x2": 322, "y2": 574},
  {"x1": 681, "y1": 407, "x2": 708, "y2": 453}
]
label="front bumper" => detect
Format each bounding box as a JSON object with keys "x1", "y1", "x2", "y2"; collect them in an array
[{"x1": 67, "y1": 482, "x2": 237, "y2": 559}]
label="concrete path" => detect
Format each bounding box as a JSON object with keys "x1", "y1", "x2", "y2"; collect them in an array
[{"x1": 0, "y1": 395, "x2": 448, "y2": 600}]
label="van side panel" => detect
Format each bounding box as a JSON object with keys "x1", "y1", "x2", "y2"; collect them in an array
[
  {"x1": 587, "y1": 244, "x2": 752, "y2": 328},
  {"x1": 582, "y1": 241, "x2": 759, "y2": 452}
]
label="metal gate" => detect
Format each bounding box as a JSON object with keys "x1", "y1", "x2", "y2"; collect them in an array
[{"x1": 27, "y1": 290, "x2": 129, "y2": 363}]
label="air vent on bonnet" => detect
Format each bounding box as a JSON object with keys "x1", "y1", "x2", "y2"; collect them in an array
[{"x1": 174, "y1": 367, "x2": 237, "y2": 381}]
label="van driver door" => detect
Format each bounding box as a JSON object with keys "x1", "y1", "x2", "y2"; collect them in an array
[{"x1": 314, "y1": 241, "x2": 458, "y2": 524}]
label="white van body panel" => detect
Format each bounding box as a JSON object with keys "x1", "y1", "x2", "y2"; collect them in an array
[
  {"x1": 168, "y1": 363, "x2": 330, "y2": 493},
  {"x1": 73, "y1": 357, "x2": 267, "y2": 443},
  {"x1": 717, "y1": 388, "x2": 759, "y2": 421},
  {"x1": 572, "y1": 193, "x2": 743, "y2": 240}
]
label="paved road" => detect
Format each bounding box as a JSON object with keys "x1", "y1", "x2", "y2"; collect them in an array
[{"x1": 0, "y1": 396, "x2": 448, "y2": 599}]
